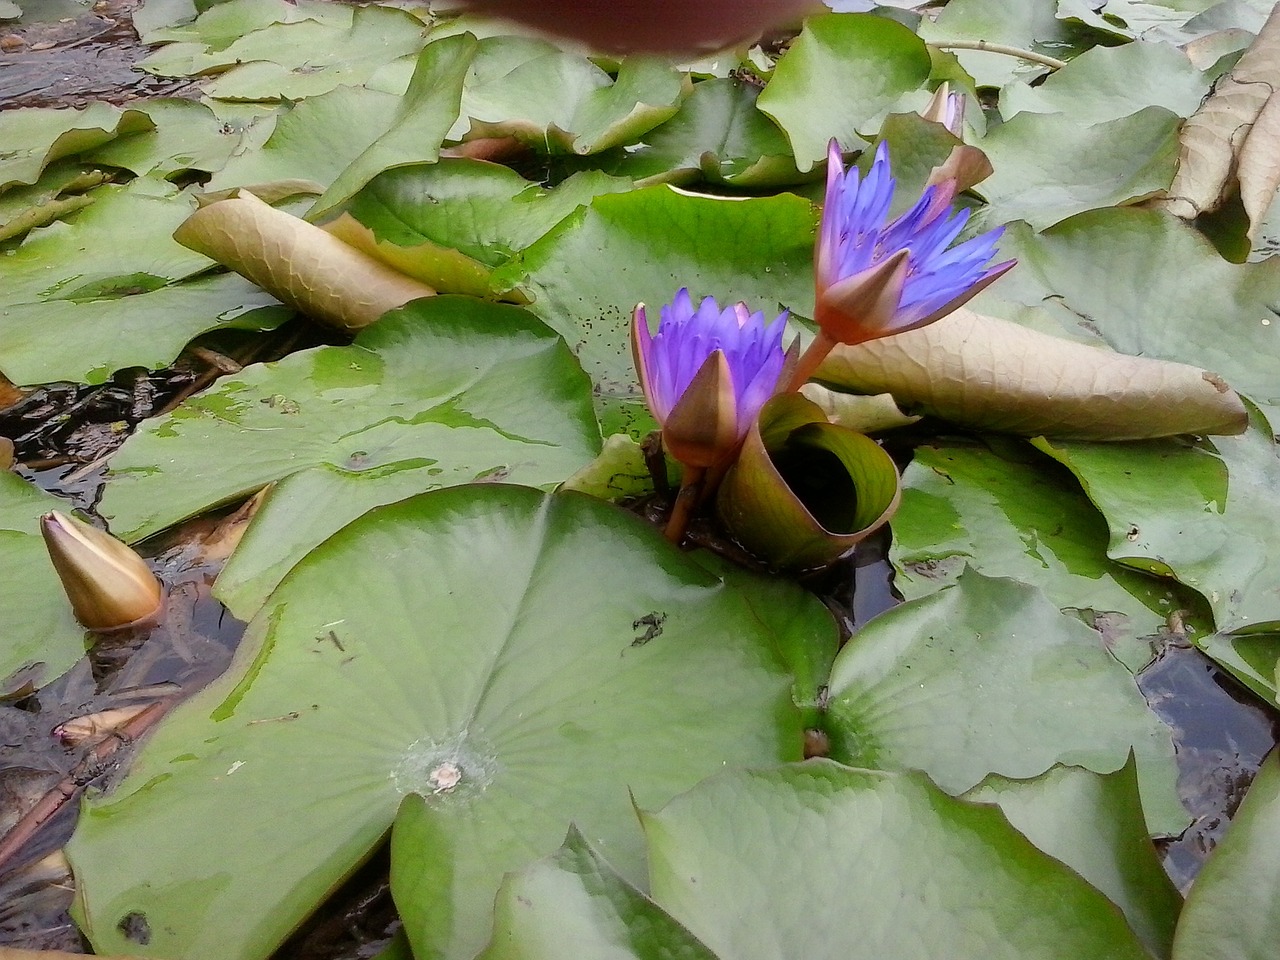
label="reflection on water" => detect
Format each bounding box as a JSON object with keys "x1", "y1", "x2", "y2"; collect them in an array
[{"x1": 1139, "y1": 639, "x2": 1280, "y2": 892}]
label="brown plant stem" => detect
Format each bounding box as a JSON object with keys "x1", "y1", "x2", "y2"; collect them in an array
[
  {"x1": 0, "y1": 699, "x2": 170, "y2": 873},
  {"x1": 929, "y1": 40, "x2": 1067, "y2": 71},
  {"x1": 641, "y1": 431, "x2": 671, "y2": 498},
  {"x1": 785, "y1": 329, "x2": 838, "y2": 393},
  {"x1": 663, "y1": 466, "x2": 706, "y2": 543}
]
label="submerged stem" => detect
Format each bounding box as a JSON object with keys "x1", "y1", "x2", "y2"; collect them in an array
[{"x1": 664, "y1": 466, "x2": 706, "y2": 543}]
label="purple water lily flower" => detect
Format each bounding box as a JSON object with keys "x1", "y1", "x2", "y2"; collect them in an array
[
  {"x1": 814, "y1": 139, "x2": 1014, "y2": 348},
  {"x1": 633, "y1": 289, "x2": 790, "y2": 472}
]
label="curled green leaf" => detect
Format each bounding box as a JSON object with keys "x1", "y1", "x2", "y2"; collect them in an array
[{"x1": 716, "y1": 393, "x2": 901, "y2": 569}]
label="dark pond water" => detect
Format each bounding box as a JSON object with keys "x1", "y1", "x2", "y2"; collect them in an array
[{"x1": 0, "y1": 0, "x2": 198, "y2": 109}]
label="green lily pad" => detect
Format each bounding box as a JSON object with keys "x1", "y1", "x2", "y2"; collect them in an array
[
  {"x1": 324, "y1": 160, "x2": 631, "y2": 298},
  {"x1": 998, "y1": 207, "x2": 1280, "y2": 419},
  {"x1": 212, "y1": 460, "x2": 486, "y2": 620},
  {"x1": 917, "y1": 0, "x2": 1088, "y2": 87},
  {"x1": 69, "y1": 485, "x2": 832, "y2": 960},
  {"x1": 823, "y1": 567, "x2": 1184, "y2": 833},
  {"x1": 642, "y1": 762, "x2": 1152, "y2": 960},
  {"x1": 499, "y1": 186, "x2": 816, "y2": 435},
  {"x1": 1033, "y1": 404, "x2": 1280, "y2": 634},
  {"x1": 305, "y1": 33, "x2": 477, "y2": 222},
  {"x1": 0, "y1": 271, "x2": 287, "y2": 387},
  {"x1": 143, "y1": 0, "x2": 349, "y2": 46},
  {"x1": 1172, "y1": 750, "x2": 1280, "y2": 960},
  {"x1": 757, "y1": 13, "x2": 932, "y2": 170},
  {"x1": 99, "y1": 296, "x2": 601, "y2": 542},
  {"x1": 204, "y1": 85, "x2": 403, "y2": 196},
  {"x1": 0, "y1": 178, "x2": 211, "y2": 306},
  {"x1": 479, "y1": 826, "x2": 719, "y2": 960},
  {"x1": 0, "y1": 472, "x2": 86, "y2": 688},
  {"x1": 999, "y1": 39, "x2": 1211, "y2": 124},
  {"x1": 977, "y1": 105, "x2": 1180, "y2": 229},
  {"x1": 966, "y1": 759, "x2": 1183, "y2": 959},
  {"x1": 1194, "y1": 631, "x2": 1280, "y2": 706},
  {"x1": 140, "y1": 2, "x2": 430, "y2": 101},
  {"x1": 1050, "y1": 0, "x2": 1181, "y2": 38},
  {"x1": 558, "y1": 433, "x2": 668, "y2": 504},
  {"x1": 0, "y1": 161, "x2": 107, "y2": 243},
  {"x1": 445, "y1": 38, "x2": 687, "y2": 155},
  {"x1": 609, "y1": 77, "x2": 806, "y2": 187},
  {"x1": 0, "y1": 104, "x2": 153, "y2": 193},
  {"x1": 81, "y1": 99, "x2": 244, "y2": 180},
  {"x1": 892, "y1": 442, "x2": 1193, "y2": 671}
]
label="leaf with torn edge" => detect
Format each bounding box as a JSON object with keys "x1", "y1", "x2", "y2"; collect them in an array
[
  {"x1": 173, "y1": 189, "x2": 434, "y2": 331},
  {"x1": 1159, "y1": 4, "x2": 1280, "y2": 239},
  {"x1": 814, "y1": 307, "x2": 1248, "y2": 440}
]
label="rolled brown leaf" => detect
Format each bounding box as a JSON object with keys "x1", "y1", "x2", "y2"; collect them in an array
[
  {"x1": 174, "y1": 189, "x2": 435, "y2": 332},
  {"x1": 816, "y1": 307, "x2": 1248, "y2": 440}
]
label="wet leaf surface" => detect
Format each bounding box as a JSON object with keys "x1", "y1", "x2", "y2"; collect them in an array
[
  {"x1": 479, "y1": 827, "x2": 720, "y2": 960},
  {"x1": 325, "y1": 160, "x2": 631, "y2": 299},
  {"x1": 1035, "y1": 406, "x2": 1280, "y2": 635},
  {"x1": 643, "y1": 762, "x2": 1153, "y2": 960},
  {"x1": 967, "y1": 759, "x2": 1182, "y2": 958},
  {"x1": 757, "y1": 13, "x2": 932, "y2": 168},
  {"x1": 99, "y1": 296, "x2": 601, "y2": 542},
  {"x1": 68, "y1": 486, "x2": 835, "y2": 960},
  {"x1": 977, "y1": 105, "x2": 1180, "y2": 229},
  {"x1": 890, "y1": 440, "x2": 1194, "y2": 672},
  {"x1": 824, "y1": 567, "x2": 1185, "y2": 834}
]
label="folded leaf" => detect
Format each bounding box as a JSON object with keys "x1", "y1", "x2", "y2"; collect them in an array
[
  {"x1": 815, "y1": 306, "x2": 1247, "y2": 439},
  {"x1": 173, "y1": 188, "x2": 435, "y2": 331},
  {"x1": 1158, "y1": 4, "x2": 1280, "y2": 236},
  {"x1": 716, "y1": 393, "x2": 901, "y2": 569}
]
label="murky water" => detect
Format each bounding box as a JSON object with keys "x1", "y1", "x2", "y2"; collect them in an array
[
  {"x1": 0, "y1": 0, "x2": 199, "y2": 109},
  {"x1": 1140, "y1": 640, "x2": 1280, "y2": 892}
]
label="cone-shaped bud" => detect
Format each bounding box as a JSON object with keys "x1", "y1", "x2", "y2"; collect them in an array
[
  {"x1": 815, "y1": 249, "x2": 909, "y2": 345},
  {"x1": 40, "y1": 511, "x2": 163, "y2": 631},
  {"x1": 920, "y1": 82, "x2": 965, "y2": 135},
  {"x1": 814, "y1": 139, "x2": 1013, "y2": 348},
  {"x1": 716, "y1": 393, "x2": 901, "y2": 569},
  {"x1": 661, "y1": 350, "x2": 741, "y2": 469}
]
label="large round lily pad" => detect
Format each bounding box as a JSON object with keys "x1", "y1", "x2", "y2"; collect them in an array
[{"x1": 68, "y1": 485, "x2": 835, "y2": 960}]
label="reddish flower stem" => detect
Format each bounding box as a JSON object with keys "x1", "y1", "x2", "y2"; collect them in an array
[{"x1": 785, "y1": 329, "x2": 838, "y2": 393}]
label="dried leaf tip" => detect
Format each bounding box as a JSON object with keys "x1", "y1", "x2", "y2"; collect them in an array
[{"x1": 40, "y1": 511, "x2": 164, "y2": 631}]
